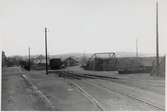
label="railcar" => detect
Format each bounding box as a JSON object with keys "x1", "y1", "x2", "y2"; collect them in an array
[{"x1": 49, "y1": 58, "x2": 64, "y2": 70}]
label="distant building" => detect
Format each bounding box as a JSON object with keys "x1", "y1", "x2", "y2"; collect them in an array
[
  {"x1": 32, "y1": 55, "x2": 50, "y2": 64},
  {"x1": 63, "y1": 57, "x2": 78, "y2": 67}
]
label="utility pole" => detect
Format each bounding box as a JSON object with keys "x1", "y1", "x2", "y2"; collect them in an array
[
  {"x1": 45, "y1": 27, "x2": 48, "y2": 75},
  {"x1": 28, "y1": 47, "x2": 31, "y2": 71},
  {"x1": 156, "y1": 0, "x2": 159, "y2": 76},
  {"x1": 136, "y1": 38, "x2": 138, "y2": 57}
]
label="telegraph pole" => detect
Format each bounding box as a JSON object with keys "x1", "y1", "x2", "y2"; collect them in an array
[
  {"x1": 156, "y1": 0, "x2": 159, "y2": 76},
  {"x1": 28, "y1": 47, "x2": 31, "y2": 71},
  {"x1": 45, "y1": 27, "x2": 48, "y2": 75},
  {"x1": 136, "y1": 38, "x2": 138, "y2": 57}
]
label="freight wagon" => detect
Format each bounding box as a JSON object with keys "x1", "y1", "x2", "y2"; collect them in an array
[{"x1": 49, "y1": 58, "x2": 64, "y2": 70}]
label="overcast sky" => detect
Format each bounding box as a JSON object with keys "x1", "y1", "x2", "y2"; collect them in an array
[{"x1": 1, "y1": 0, "x2": 167, "y2": 56}]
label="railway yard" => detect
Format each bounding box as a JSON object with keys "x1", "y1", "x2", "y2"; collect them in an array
[
  {"x1": 2, "y1": 66, "x2": 165, "y2": 111},
  {"x1": 2, "y1": 0, "x2": 166, "y2": 111}
]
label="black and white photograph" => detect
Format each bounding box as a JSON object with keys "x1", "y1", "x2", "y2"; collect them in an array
[{"x1": 1, "y1": 0, "x2": 166, "y2": 111}]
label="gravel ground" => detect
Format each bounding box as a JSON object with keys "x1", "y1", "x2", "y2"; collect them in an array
[
  {"x1": 87, "y1": 79, "x2": 165, "y2": 110},
  {"x1": 1, "y1": 67, "x2": 49, "y2": 111},
  {"x1": 26, "y1": 69, "x2": 164, "y2": 111},
  {"x1": 64, "y1": 66, "x2": 165, "y2": 110},
  {"x1": 72, "y1": 79, "x2": 160, "y2": 111},
  {"x1": 66, "y1": 66, "x2": 165, "y2": 95},
  {"x1": 26, "y1": 70, "x2": 98, "y2": 111},
  {"x1": 2, "y1": 66, "x2": 164, "y2": 111}
]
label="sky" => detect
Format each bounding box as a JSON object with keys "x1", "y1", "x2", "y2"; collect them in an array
[{"x1": 0, "y1": 0, "x2": 167, "y2": 56}]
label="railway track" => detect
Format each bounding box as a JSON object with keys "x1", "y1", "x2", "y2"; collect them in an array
[
  {"x1": 56, "y1": 70, "x2": 164, "y2": 111},
  {"x1": 67, "y1": 80, "x2": 104, "y2": 111},
  {"x1": 51, "y1": 70, "x2": 118, "y2": 80},
  {"x1": 82, "y1": 79, "x2": 164, "y2": 111}
]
